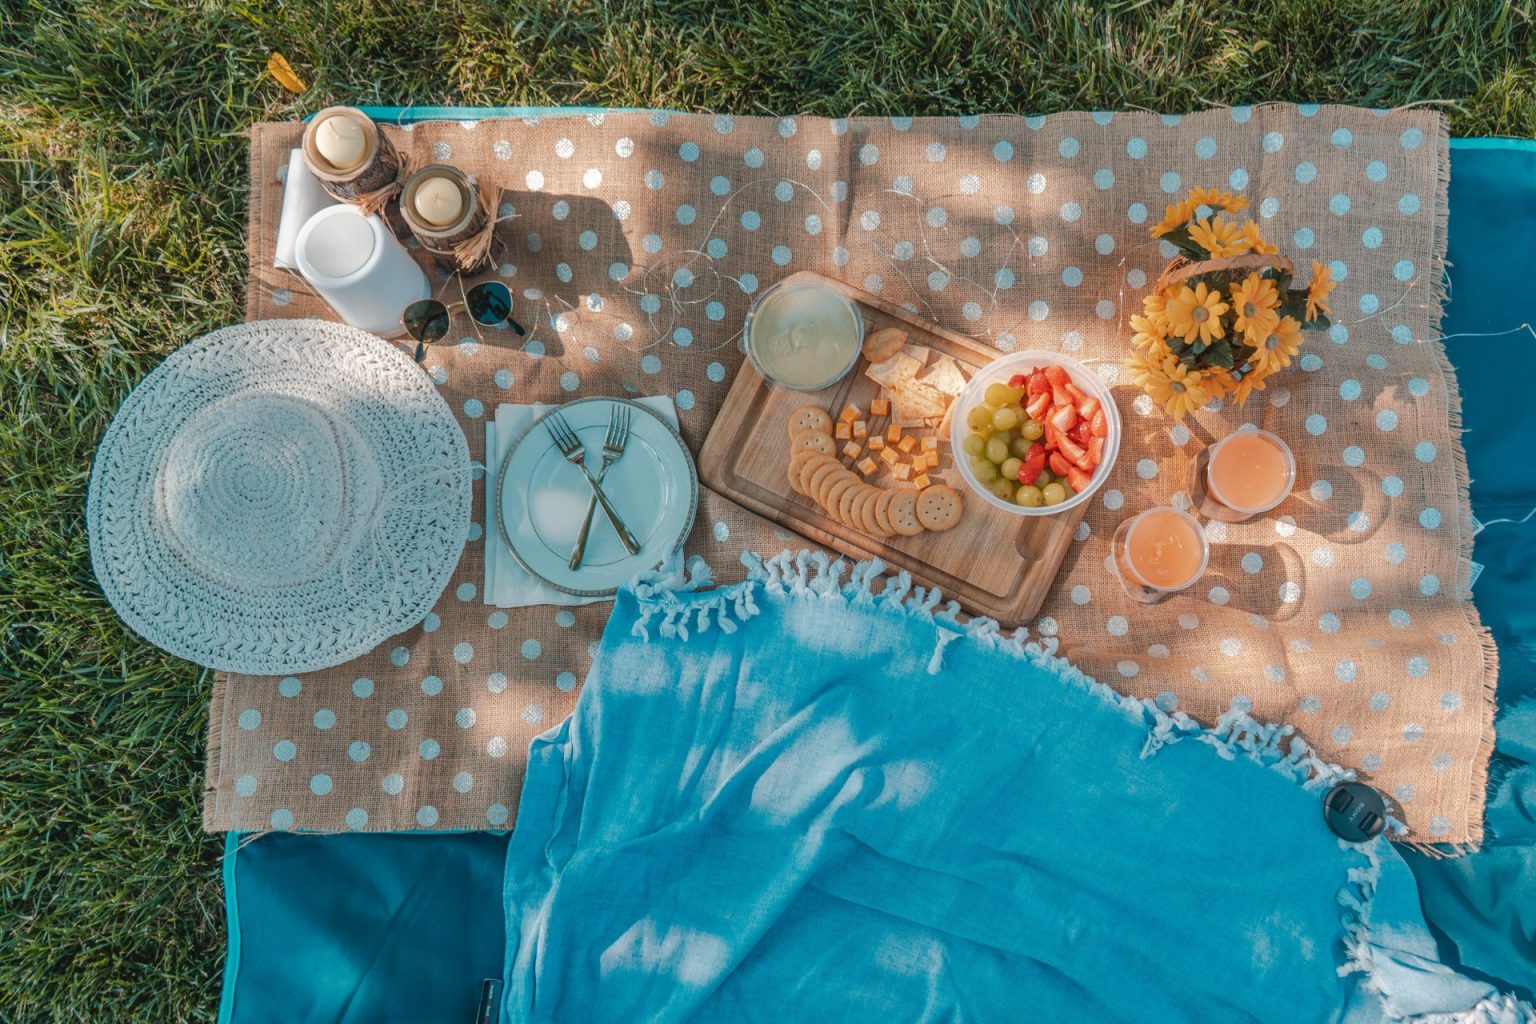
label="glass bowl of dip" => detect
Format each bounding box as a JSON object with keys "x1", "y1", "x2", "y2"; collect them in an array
[{"x1": 743, "y1": 278, "x2": 863, "y2": 392}]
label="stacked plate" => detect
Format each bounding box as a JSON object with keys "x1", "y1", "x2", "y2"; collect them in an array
[{"x1": 493, "y1": 397, "x2": 698, "y2": 598}]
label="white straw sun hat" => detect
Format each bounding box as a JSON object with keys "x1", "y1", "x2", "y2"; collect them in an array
[{"x1": 87, "y1": 319, "x2": 471, "y2": 674}]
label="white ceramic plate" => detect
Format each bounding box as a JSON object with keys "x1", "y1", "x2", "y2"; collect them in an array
[{"x1": 496, "y1": 397, "x2": 697, "y2": 596}]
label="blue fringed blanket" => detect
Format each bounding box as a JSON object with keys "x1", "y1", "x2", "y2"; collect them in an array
[{"x1": 502, "y1": 551, "x2": 1531, "y2": 1023}]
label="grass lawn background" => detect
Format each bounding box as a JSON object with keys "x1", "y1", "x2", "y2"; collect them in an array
[{"x1": 2, "y1": 1, "x2": 1535, "y2": 1019}]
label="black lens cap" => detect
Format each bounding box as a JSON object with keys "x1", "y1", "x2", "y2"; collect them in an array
[{"x1": 1322, "y1": 782, "x2": 1387, "y2": 842}]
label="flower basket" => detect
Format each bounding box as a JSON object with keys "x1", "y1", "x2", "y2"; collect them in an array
[{"x1": 1126, "y1": 188, "x2": 1336, "y2": 419}]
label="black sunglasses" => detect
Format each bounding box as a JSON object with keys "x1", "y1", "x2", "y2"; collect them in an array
[{"x1": 401, "y1": 281, "x2": 527, "y2": 363}]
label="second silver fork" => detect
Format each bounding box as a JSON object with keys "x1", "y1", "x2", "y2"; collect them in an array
[
  {"x1": 568, "y1": 404, "x2": 633, "y2": 569},
  {"x1": 545, "y1": 408, "x2": 641, "y2": 557}
]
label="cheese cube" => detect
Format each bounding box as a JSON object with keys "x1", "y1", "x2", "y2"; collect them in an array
[
  {"x1": 892, "y1": 463, "x2": 912, "y2": 481},
  {"x1": 851, "y1": 420, "x2": 868, "y2": 439},
  {"x1": 868, "y1": 435, "x2": 886, "y2": 452},
  {"x1": 897, "y1": 436, "x2": 917, "y2": 454},
  {"x1": 921, "y1": 435, "x2": 939, "y2": 451},
  {"x1": 913, "y1": 473, "x2": 932, "y2": 489},
  {"x1": 886, "y1": 425, "x2": 903, "y2": 443},
  {"x1": 835, "y1": 422, "x2": 851, "y2": 440},
  {"x1": 839, "y1": 403, "x2": 863, "y2": 423},
  {"x1": 842, "y1": 441, "x2": 863, "y2": 459},
  {"x1": 870, "y1": 397, "x2": 891, "y2": 416},
  {"x1": 856, "y1": 457, "x2": 878, "y2": 476},
  {"x1": 880, "y1": 447, "x2": 901, "y2": 466}
]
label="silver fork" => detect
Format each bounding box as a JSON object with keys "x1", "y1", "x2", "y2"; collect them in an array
[
  {"x1": 545, "y1": 409, "x2": 641, "y2": 556},
  {"x1": 568, "y1": 405, "x2": 633, "y2": 569}
]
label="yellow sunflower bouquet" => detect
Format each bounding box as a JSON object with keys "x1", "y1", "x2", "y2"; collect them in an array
[{"x1": 1126, "y1": 187, "x2": 1336, "y2": 419}]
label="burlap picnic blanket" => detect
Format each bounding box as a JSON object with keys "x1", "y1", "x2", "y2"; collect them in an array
[{"x1": 210, "y1": 104, "x2": 1494, "y2": 849}]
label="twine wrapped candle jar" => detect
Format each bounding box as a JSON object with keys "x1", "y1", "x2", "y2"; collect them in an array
[
  {"x1": 399, "y1": 164, "x2": 493, "y2": 274},
  {"x1": 300, "y1": 106, "x2": 403, "y2": 214}
]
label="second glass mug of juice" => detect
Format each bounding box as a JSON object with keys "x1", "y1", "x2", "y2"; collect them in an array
[
  {"x1": 1110, "y1": 506, "x2": 1211, "y2": 604},
  {"x1": 1188, "y1": 426, "x2": 1297, "y2": 524}
]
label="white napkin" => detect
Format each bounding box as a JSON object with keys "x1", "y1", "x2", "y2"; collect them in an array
[
  {"x1": 274, "y1": 148, "x2": 339, "y2": 270},
  {"x1": 484, "y1": 397, "x2": 679, "y2": 608}
]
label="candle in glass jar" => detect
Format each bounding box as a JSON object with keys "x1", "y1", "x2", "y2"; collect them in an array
[
  {"x1": 313, "y1": 114, "x2": 367, "y2": 170},
  {"x1": 412, "y1": 175, "x2": 466, "y2": 227}
]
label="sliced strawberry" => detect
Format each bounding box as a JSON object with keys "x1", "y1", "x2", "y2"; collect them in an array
[
  {"x1": 1064, "y1": 383, "x2": 1086, "y2": 406},
  {"x1": 1017, "y1": 452, "x2": 1047, "y2": 484},
  {"x1": 1086, "y1": 435, "x2": 1105, "y2": 467},
  {"x1": 1090, "y1": 409, "x2": 1108, "y2": 437},
  {"x1": 1025, "y1": 392, "x2": 1051, "y2": 420},
  {"x1": 1068, "y1": 466, "x2": 1093, "y2": 492},
  {"x1": 1026, "y1": 371, "x2": 1051, "y2": 397},
  {"x1": 1077, "y1": 394, "x2": 1100, "y2": 420},
  {"x1": 1049, "y1": 404, "x2": 1079, "y2": 432},
  {"x1": 1043, "y1": 364, "x2": 1070, "y2": 387},
  {"x1": 1025, "y1": 442, "x2": 1046, "y2": 462},
  {"x1": 1048, "y1": 452, "x2": 1073, "y2": 477},
  {"x1": 1050, "y1": 384, "x2": 1073, "y2": 409},
  {"x1": 1007, "y1": 373, "x2": 1030, "y2": 388},
  {"x1": 1069, "y1": 420, "x2": 1090, "y2": 445},
  {"x1": 1057, "y1": 434, "x2": 1087, "y2": 464}
]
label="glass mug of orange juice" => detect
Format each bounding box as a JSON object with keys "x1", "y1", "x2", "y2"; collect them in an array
[
  {"x1": 1188, "y1": 426, "x2": 1297, "y2": 523},
  {"x1": 1111, "y1": 506, "x2": 1210, "y2": 604}
]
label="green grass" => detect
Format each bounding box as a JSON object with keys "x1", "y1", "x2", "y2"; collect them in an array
[{"x1": 1, "y1": 0, "x2": 1533, "y2": 1019}]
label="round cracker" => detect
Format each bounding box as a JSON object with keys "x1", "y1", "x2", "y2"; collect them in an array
[
  {"x1": 873, "y1": 488, "x2": 898, "y2": 535},
  {"x1": 822, "y1": 474, "x2": 860, "y2": 517},
  {"x1": 837, "y1": 482, "x2": 868, "y2": 527},
  {"x1": 861, "y1": 326, "x2": 908, "y2": 363},
  {"x1": 916, "y1": 484, "x2": 964, "y2": 532},
  {"x1": 818, "y1": 466, "x2": 857, "y2": 508},
  {"x1": 855, "y1": 488, "x2": 889, "y2": 537},
  {"x1": 797, "y1": 453, "x2": 839, "y2": 495},
  {"x1": 886, "y1": 489, "x2": 925, "y2": 537},
  {"x1": 787, "y1": 449, "x2": 821, "y2": 492},
  {"x1": 792, "y1": 431, "x2": 837, "y2": 457},
  {"x1": 787, "y1": 406, "x2": 833, "y2": 439},
  {"x1": 805, "y1": 460, "x2": 844, "y2": 504}
]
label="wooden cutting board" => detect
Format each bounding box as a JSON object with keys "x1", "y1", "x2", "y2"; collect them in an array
[{"x1": 699, "y1": 271, "x2": 1087, "y2": 625}]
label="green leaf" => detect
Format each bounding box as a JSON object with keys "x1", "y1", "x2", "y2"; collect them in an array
[
  {"x1": 1302, "y1": 311, "x2": 1331, "y2": 331},
  {"x1": 1278, "y1": 289, "x2": 1309, "y2": 322},
  {"x1": 1204, "y1": 339, "x2": 1236, "y2": 369},
  {"x1": 1161, "y1": 224, "x2": 1207, "y2": 260}
]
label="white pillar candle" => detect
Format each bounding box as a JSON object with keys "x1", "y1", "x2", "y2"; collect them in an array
[
  {"x1": 294, "y1": 205, "x2": 429, "y2": 337},
  {"x1": 412, "y1": 175, "x2": 465, "y2": 227},
  {"x1": 313, "y1": 114, "x2": 367, "y2": 170}
]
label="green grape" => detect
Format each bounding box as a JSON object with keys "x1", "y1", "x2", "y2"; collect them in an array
[
  {"x1": 962, "y1": 432, "x2": 987, "y2": 457},
  {"x1": 1015, "y1": 485, "x2": 1044, "y2": 507},
  {"x1": 1042, "y1": 482, "x2": 1068, "y2": 506},
  {"x1": 966, "y1": 406, "x2": 993, "y2": 431},
  {"x1": 991, "y1": 406, "x2": 1021, "y2": 431},
  {"x1": 1009, "y1": 437, "x2": 1034, "y2": 459},
  {"x1": 1004, "y1": 385, "x2": 1027, "y2": 405},
  {"x1": 992, "y1": 428, "x2": 1014, "y2": 448},
  {"x1": 985, "y1": 437, "x2": 1010, "y2": 464},
  {"x1": 1020, "y1": 419, "x2": 1045, "y2": 441},
  {"x1": 1000, "y1": 457, "x2": 1023, "y2": 481},
  {"x1": 990, "y1": 478, "x2": 1017, "y2": 501},
  {"x1": 971, "y1": 457, "x2": 999, "y2": 483},
  {"x1": 1036, "y1": 469, "x2": 1054, "y2": 486},
  {"x1": 983, "y1": 382, "x2": 1012, "y2": 406}
]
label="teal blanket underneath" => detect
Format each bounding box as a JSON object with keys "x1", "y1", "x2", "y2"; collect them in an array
[{"x1": 501, "y1": 552, "x2": 1529, "y2": 1023}]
